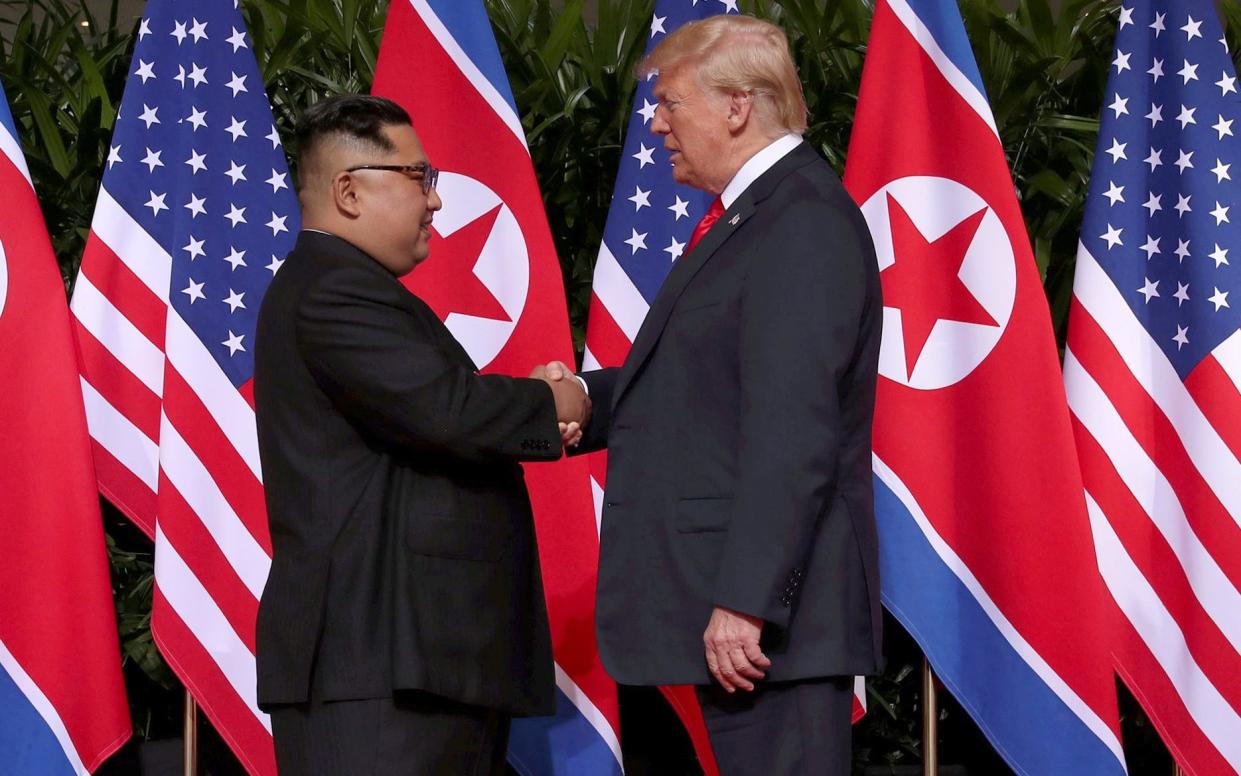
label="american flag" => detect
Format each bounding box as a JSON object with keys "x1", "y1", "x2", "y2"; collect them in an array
[
  {"x1": 583, "y1": 2, "x2": 861, "y2": 771},
  {"x1": 1064, "y1": 1, "x2": 1240, "y2": 773},
  {"x1": 69, "y1": 1, "x2": 298, "y2": 773}
]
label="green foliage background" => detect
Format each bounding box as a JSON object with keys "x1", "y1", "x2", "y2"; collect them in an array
[{"x1": 2, "y1": 0, "x2": 1238, "y2": 771}]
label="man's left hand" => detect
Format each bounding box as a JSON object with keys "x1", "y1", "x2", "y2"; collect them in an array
[{"x1": 703, "y1": 606, "x2": 771, "y2": 693}]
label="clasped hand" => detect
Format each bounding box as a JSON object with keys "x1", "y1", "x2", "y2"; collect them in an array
[{"x1": 530, "y1": 360, "x2": 587, "y2": 448}]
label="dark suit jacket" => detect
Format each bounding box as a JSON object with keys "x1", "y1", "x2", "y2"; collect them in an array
[
  {"x1": 578, "y1": 143, "x2": 884, "y2": 685},
  {"x1": 254, "y1": 231, "x2": 560, "y2": 715}
]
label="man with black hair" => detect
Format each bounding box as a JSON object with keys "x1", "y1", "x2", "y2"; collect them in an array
[{"x1": 253, "y1": 94, "x2": 589, "y2": 775}]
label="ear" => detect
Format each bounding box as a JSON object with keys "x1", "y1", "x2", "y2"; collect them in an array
[
  {"x1": 331, "y1": 171, "x2": 363, "y2": 218},
  {"x1": 725, "y1": 89, "x2": 754, "y2": 134}
]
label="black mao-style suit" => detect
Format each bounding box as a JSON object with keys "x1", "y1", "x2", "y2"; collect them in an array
[
  {"x1": 253, "y1": 231, "x2": 560, "y2": 772},
  {"x1": 578, "y1": 143, "x2": 884, "y2": 771}
]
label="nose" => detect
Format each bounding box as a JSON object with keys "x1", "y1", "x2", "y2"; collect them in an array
[
  {"x1": 650, "y1": 105, "x2": 671, "y2": 135},
  {"x1": 427, "y1": 186, "x2": 443, "y2": 212}
]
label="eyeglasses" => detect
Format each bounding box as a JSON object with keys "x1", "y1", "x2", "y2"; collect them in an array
[{"x1": 345, "y1": 162, "x2": 440, "y2": 194}]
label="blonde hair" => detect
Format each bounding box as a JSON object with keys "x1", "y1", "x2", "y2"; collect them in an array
[{"x1": 639, "y1": 14, "x2": 808, "y2": 135}]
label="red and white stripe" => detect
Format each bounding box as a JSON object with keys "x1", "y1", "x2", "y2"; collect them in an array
[
  {"x1": 71, "y1": 194, "x2": 277, "y2": 775},
  {"x1": 1065, "y1": 243, "x2": 1241, "y2": 775}
]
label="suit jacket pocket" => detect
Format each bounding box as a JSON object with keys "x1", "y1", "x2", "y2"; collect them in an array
[
  {"x1": 675, "y1": 497, "x2": 732, "y2": 533},
  {"x1": 406, "y1": 515, "x2": 509, "y2": 561}
]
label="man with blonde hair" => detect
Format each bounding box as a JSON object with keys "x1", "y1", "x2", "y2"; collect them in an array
[{"x1": 543, "y1": 13, "x2": 883, "y2": 774}]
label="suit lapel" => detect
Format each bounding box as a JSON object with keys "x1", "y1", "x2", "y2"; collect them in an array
[
  {"x1": 611, "y1": 199, "x2": 754, "y2": 405},
  {"x1": 611, "y1": 143, "x2": 822, "y2": 409},
  {"x1": 303, "y1": 230, "x2": 482, "y2": 372}
]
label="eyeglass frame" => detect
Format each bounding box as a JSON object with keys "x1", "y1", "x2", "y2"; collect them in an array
[{"x1": 344, "y1": 162, "x2": 440, "y2": 194}]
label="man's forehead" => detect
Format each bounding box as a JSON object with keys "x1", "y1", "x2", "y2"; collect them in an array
[
  {"x1": 383, "y1": 123, "x2": 427, "y2": 159},
  {"x1": 653, "y1": 66, "x2": 694, "y2": 98}
]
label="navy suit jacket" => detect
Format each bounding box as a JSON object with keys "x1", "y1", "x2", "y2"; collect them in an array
[{"x1": 578, "y1": 143, "x2": 884, "y2": 684}]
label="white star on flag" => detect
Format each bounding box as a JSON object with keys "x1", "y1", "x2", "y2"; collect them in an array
[
  {"x1": 1138, "y1": 277, "x2": 1160, "y2": 301},
  {"x1": 144, "y1": 190, "x2": 168, "y2": 216},
  {"x1": 189, "y1": 18, "x2": 208, "y2": 43},
  {"x1": 266, "y1": 170, "x2": 288, "y2": 192},
  {"x1": 226, "y1": 26, "x2": 247, "y2": 52},
  {"x1": 629, "y1": 186, "x2": 651, "y2": 211},
  {"x1": 222, "y1": 331, "x2": 245, "y2": 355},
  {"x1": 138, "y1": 104, "x2": 160, "y2": 128},
  {"x1": 223, "y1": 289, "x2": 246, "y2": 312},
  {"x1": 226, "y1": 116, "x2": 247, "y2": 141},
  {"x1": 266, "y1": 212, "x2": 288, "y2": 235},
  {"x1": 224, "y1": 204, "x2": 247, "y2": 227},
  {"x1": 624, "y1": 228, "x2": 648, "y2": 254},
  {"x1": 186, "y1": 149, "x2": 207, "y2": 174},
  {"x1": 226, "y1": 72, "x2": 247, "y2": 96},
  {"x1": 182, "y1": 278, "x2": 205, "y2": 303},
  {"x1": 223, "y1": 247, "x2": 247, "y2": 270},
  {"x1": 1100, "y1": 224, "x2": 1124, "y2": 249},
  {"x1": 186, "y1": 106, "x2": 208, "y2": 131},
  {"x1": 141, "y1": 147, "x2": 164, "y2": 173},
  {"x1": 184, "y1": 193, "x2": 206, "y2": 218},
  {"x1": 134, "y1": 60, "x2": 156, "y2": 83},
  {"x1": 183, "y1": 235, "x2": 206, "y2": 260}
]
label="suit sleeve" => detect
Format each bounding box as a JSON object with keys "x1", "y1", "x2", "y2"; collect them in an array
[
  {"x1": 712, "y1": 193, "x2": 873, "y2": 629},
  {"x1": 571, "y1": 367, "x2": 620, "y2": 454},
  {"x1": 295, "y1": 266, "x2": 561, "y2": 463}
]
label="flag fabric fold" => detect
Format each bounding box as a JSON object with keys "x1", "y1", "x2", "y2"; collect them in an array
[
  {"x1": 370, "y1": 2, "x2": 621, "y2": 773},
  {"x1": 0, "y1": 81, "x2": 130, "y2": 775},
  {"x1": 70, "y1": 1, "x2": 301, "y2": 772},
  {"x1": 843, "y1": 1, "x2": 1128, "y2": 773},
  {"x1": 1065, "y1": 1, "x2": 1241, "y2": 773}
]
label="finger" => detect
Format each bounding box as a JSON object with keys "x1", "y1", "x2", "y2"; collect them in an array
[
  {"x1": 546, "y1": 360, "x2": 568, "y2": 380},
  {"x1": 741, "y1": 640, "x2": 772, "y2": 670},
  {"x1": 730, "y1": 647, "x2": 765, "y2": 681},
  {"x1": 704, "y1": 647, "x2": 726, "y2": 684},
  {"x1": 714, "y1": 645, "x2": 751, "y2": 692}
]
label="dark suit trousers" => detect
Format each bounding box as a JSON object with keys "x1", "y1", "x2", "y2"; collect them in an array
[
  {"x1": 696, "y1": 677, "x2": 854, "y2": 776},
  {"x1": 269, "y1": 690, "x2": 510, "y2": 775}
]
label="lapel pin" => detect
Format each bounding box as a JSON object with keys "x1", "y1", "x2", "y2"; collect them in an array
[{"x1": 729, "y1": 214, "x2": 740, "y2": 226}]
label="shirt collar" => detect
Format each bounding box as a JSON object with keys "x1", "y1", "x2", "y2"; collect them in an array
[{"x1": 720, "y1": 133, "x2": 803, "y2": 209}]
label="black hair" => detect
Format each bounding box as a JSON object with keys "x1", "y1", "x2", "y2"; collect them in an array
[{"x1": 295, "y1": 94, "x2": 412, "y2": 160}]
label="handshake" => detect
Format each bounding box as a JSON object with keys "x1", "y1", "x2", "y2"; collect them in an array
[{"x1": 530, "y1": 361, "x2": 588, "y2": 448}]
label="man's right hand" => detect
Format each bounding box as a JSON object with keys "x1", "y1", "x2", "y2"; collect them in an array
[{"x1": 530, "y1": 363, "x2": 590, "y2": 443}]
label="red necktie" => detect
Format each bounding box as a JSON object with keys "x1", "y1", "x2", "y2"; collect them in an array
[{"x1": 686, "y1": 197, "x2": 725, "y2": 255}]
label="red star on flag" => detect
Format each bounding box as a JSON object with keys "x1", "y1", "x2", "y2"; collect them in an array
[
  {"x1": 881, "y1": 194, "x2": 998, "y2": 378},
  {"x1": 414, "y1": 204, "x2": 511, "y2": 322}
]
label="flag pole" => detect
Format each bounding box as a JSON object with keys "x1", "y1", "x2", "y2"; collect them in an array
[
  {"x1": 183, "y1": 690, "x2": 199, "y2": 776},
  {"x1": 922, "y1": 658, "x2": 939, "y2": 776}
]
